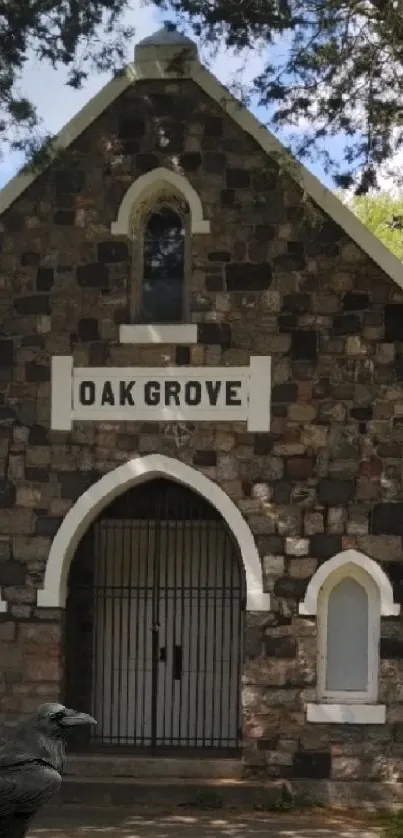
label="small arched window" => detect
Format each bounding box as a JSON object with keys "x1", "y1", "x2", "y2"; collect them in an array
[
  {"x1": 317, "y1": 568, "x2": 380, "y2": 703},
  {"x1": 139, "y1": 206, "x2": 186, "y2": 324},
  {"x1": 299, "y1": 550, "x2": 398, "y2": 724}
]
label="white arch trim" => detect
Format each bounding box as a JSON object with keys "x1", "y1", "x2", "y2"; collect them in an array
[
  {"x1": 299, "y1": 548, "x2": 400, "y2": 617},
  {"x1": 110, "y1": 167, "x2": 211, "y2": 237},
  {"x1": 36, "y1": 454, "x2": 270, "y2": 612}
]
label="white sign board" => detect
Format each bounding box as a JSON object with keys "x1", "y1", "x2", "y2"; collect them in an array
[{"x1": 51, "y1": 356, "x2": 271, "y2": 432}]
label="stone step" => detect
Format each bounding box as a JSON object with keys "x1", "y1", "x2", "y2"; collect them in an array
[
  {"x1": 57, "y1": 776, "x2": 287, "y2": 808},
  {"x1": 53, "y1": 776, "x2": 403, "y2": 810},
  {"x1": 65, "y1": 754, "x2": 243, "y2": 780}
]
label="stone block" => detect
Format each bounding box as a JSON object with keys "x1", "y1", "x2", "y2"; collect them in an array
[
  {"x1": 247, "y1": 514, "x2": 276, "y2": 536},
  {"x1": 380, "y1": 637, "x2": 403, "y2": 659},
  {"x1": 318, "y1": 402, "x2": 347, "y2": 422},
  {"x1": 36, "y1": 268, "x2": 54, "y2": 291},
  {"x1": 272, "y1": 383, "x2": 298, "y2": 403},
  {"x1": 288, "y1": 558, "x2": 317, "y2": 578},
  {"x1": 0, "y1": 481, "x2": 16, "y2": 508},
  {"x1": 0, "y1": 510, "x2": 34, "y2": 535},
  {"x1": 97, "y1": 242, "x2": 128, "y2": 263},
  {"x1": 0, "y1": 622, "x2": 16, "y2": 642},
  {"x1": 291, "y1": 331, "x2": 317, "y2": 360},
  {"x1": 285, "y1": 537, "x2": 309, "y2": 557},
  {"x1": 253, "y1": 434, "x2": 272, "y2": 455},
  {"x1": 226, "y1": 168, "x2": 250, "y2": 188},
  {"x1": 0, "y1": 561, "x2": 25, "y2": 586},
  {"x1": 0, "y1": 538, "x2": 11, "y2": 561},
  {"x1": 376, "y1": 343, "x2": 395, "y2": 364},
  {"x1": 371, "y1": 503, "x2": 403, "y2": 535},
  {"x1": 385, "y1": 303, "x2": 403, "y2": 341},
  {"x1": 16, "y1": 487, "x2": 42, "y2": 509},
  {"x1": 264, "y1": 636, "x2": 297, "y2": 658},
  {"x1": 217, "y1": 454, "x2": 239, "y2": 480},
  {"x1": 25, "y1": 658, "x2": 61, "y2": 682},
  {"x1": 198, "y1": 323, "x2": 231, "y2": 346},
  {"x1": 257, "y1": 533, "x2": 284, "y2": 554},
  {"x1": 317, "y1": 478, "x2": 355, "y2": 505},
  {"x1": 225, "y1": 263, "x2": 272, "y2": 291},
  {"x1": 283, "y1": 293, "x2": 310, "y2": 313},
  {"x1": 357, "y1": 535, "x2": 402, "y2": 561},
  {"x1": 342, "y1": 292, "x2": 370, "y2": 311},
  {"x1": 286, "y1": 457, "x2": 315, "y2": 479},
  {"x1": 304, "y1": 512, "x2": 324, "y2": 535},
  {"x1": 19, "y1": 623, "x2": 60, "y2": 645},
  {"x1": 327, "y1": 507, "x2": 346, "y2": 533},
  {"x1": 14, "y1": 296, "x2": 50, "y2": 316},
  {"x1": 0, "y1": 340, "x2": 13, "y2": 366},
  {"x1": 274, "y1": 576, "x2": 308, "y2": 599},
  {"x1": 78, "y1": 318, "x2": 99, "y2": 341},
  {"x1": 76, "y1": 263, "x2": 108, "y2": 288},
  {"x1": 347, "y1": 506, "x2": 370, "y2": 535},
  {"x1": 263, "y1": 555, "x2": 285, "y2": 576},
  {"x1": 26, "y1": 363, "x2": 49, "y2": 382},
  {"x1": 13, "y1": 537, "x2": 51, "y2": 562},
  {"x1": 310, "y1": 534, "x2": 342, "y2": 558},
  {"x1": 35, "y1": 517, "x2": 63, "y2": 537},
  {"x1": 288, "y1": 403, "x2": 317, "y2": 422},
  {"x1": 293, "y1": 750, "x2": 332, "y2": 779},
  {"x1": 276, "y1": 506, "x2": 302, "y2": 536},
  {"x1": 193, "y1": 450, "x2": 217, "y2": 467}
]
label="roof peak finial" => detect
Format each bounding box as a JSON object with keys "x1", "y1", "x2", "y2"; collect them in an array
[{"x1": 135, "y1": 25, "x2": 198, "y2": 61}]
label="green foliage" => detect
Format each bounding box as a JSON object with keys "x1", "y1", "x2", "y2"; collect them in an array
[
  {"x1": 153, "y1": 1, "x2": 403, "y2": 191},
  {"x1": 345, "y1": 192, "x2": 403, "y2": 261},
  {"x1": 381, "y1": 809, "x2": 403, "y2": 838},
  {"x1": 0, "y1": 0, "x2": 133, "y2": 155}
]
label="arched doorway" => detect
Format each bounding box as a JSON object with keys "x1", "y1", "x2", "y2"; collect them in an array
[{"x1": 65, "y1": 477, "x2": 245, "y2": 754}]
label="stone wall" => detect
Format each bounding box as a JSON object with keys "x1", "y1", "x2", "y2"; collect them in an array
[{"x1": 0, "y1": 75, "x2": 403, "y2": 779}]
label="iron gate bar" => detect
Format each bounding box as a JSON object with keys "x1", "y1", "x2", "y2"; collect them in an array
[{"x1": 69, "y1": 478, "x2": 245, "y2": 753}]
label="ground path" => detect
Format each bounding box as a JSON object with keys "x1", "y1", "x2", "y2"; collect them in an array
[{"x1": 31, "y1": 807, "x2": 383, "y2": 838}]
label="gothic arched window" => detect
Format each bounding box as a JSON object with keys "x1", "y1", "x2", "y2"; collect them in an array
[{"x1": 140, "y1": 206, "x2": 186, "y2": 323}]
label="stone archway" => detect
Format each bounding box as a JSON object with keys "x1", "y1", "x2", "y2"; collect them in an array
[{"x1": 37, "y1": 454, "x2": 271, "y2": 612}]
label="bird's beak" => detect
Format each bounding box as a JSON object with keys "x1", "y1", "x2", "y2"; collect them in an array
[{"x1": 60, "y1": 708, "x2": 97, "y2": 727}]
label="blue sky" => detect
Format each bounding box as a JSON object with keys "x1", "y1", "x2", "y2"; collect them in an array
[{"x1": 0, "y1": 1, "x2": 345, "y2": 193}]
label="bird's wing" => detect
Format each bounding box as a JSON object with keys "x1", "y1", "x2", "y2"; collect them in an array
[
  {"x1": 0, "y1": 762, "x2": 61, "y2": 816},
  {"x1": 0, "y1": 774, "x2": 23, "y2": 816},
  {"x1": 0, "y1": 741, "x2": 35, "y2": 770}
]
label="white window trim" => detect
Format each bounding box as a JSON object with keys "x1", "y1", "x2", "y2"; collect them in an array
[
  {"x1": 306, "y1": 703, "x2": 386, "y2": 725},
  {"x1": 317, "y1": 564, "x2": 380, "y2": 704},
  {"x1": 119, "y1": 324, "x2": 198, "y2": 345},
  {"x1": 111, "y1": 167, "x2": 211, "y2": 238},
  {"x1": 299, "y1": 548, "x2": 400, "y2": 617}
]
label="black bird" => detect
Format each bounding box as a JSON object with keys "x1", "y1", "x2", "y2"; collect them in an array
[{"x1": 0, "y1": 702, "x2": 96, "y2": 838}]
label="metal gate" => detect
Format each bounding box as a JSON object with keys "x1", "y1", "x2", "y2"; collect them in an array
[{"x1": 65, "y1": 479, "x2": 245, "y2": 752}]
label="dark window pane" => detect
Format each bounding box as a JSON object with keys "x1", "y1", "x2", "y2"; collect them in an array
[{"x1": 142, "y1": 208, "x2": 185, "y2": 322}]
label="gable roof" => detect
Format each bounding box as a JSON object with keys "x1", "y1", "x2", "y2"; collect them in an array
[{"x1": 2, "y1": 26, "x2": 403, "y2": 292}]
